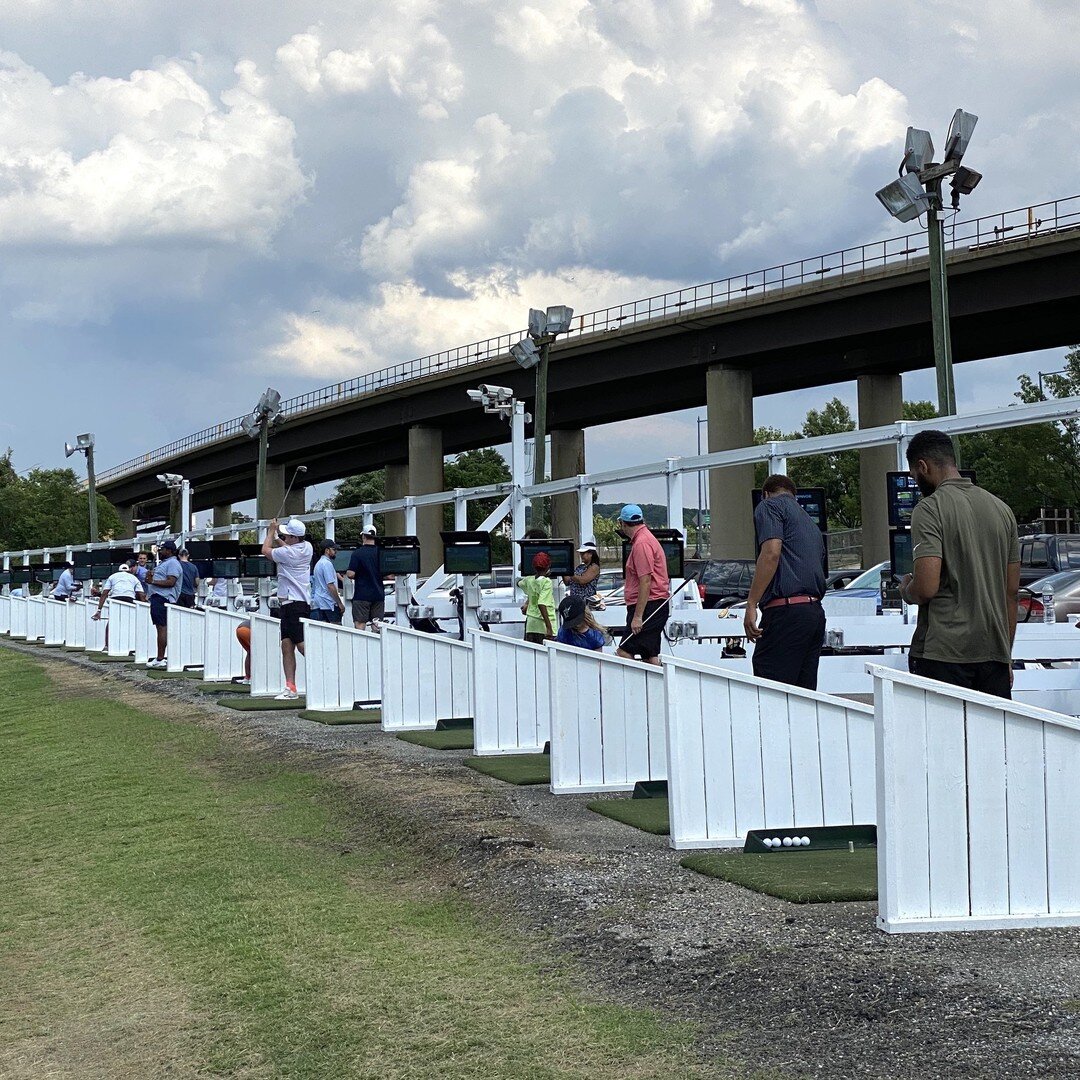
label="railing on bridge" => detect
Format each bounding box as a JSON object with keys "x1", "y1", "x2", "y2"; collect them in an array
[{"x1": 95, "y1": 194, "x2": 1080, "y2": 486}]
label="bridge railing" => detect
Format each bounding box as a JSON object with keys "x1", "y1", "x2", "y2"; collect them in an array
[{"x1": 94, "y1": 193, "x2": 1080, "y2": 486}]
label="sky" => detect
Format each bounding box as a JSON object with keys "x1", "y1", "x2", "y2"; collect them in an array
[{"x1": 1, "y1": 0, "x2": 1078, "y2": 513}]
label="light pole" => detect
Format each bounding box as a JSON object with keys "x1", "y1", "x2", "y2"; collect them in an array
[
  {"x1": 157, "y1": 473, "x2": 192, "y2": 541},
  {"x1": 64, "y1": 433, "x2": 98, "y2": 543},
  {"x1": 510, "y1": 305, "x2": 574, "y2": 530},
  {"x1": 875, "y1": 109, "x2": 981, "y2": 417},
  {"x1": 695, "y1": 416, "x2": 707, "y2": 556},
  {"x1": 240, "y1": 388, "x2": 284, "y2": 535}
]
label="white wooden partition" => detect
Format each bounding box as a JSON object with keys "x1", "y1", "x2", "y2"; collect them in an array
[
  {"x1": 83, "y1": 599, "x2": 106, "y2": 652},
  {"x1": 45, "y1": 599, "x2": 67, "y2": 645},
  {"x1": 303, "y1": 619, "x2": 381, "y2": 712},
  {"x1": 470, "y1": 630, "x2": 550, "y2": 755},
  {"x1": 166, "y1": 605, "x2": 205, "y2": 673},
  {"x1": 872, "y1": 665, "x2": 1080, "y2": 934},
  {"x1": 64, "y1": 599, "x2": 85, "y2": 647},
  {"x1": 204, "y1": 607, "x2": 247, "y2": 683},
  {"x1": 663, "y1": 655, "x2": 875, "y2": 849},
  {"x1": 0, "y1": 594, "x2": 9, "y2": 634},
  {"x1": 250, "y1": 611, "x2": 306, "y2": 697},
  {"x1": 548, "y1": 644, "x2": 666, "y2": 795},
  {"x1": 109, "y1": 599, "x2": 141, "y2": 657},
  {"x1": 9, "y1": 595, "x2": 27, "y2": 638},
  {"x1": 26, "y1": 597, "x2": 46, "y2": 642},
  {"x1": 380, "y1": 623, "x2": 472, "y2": 732}
]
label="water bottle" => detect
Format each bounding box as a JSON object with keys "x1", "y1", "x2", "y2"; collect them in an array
[{"x1": 1042, "y1": 584, "x2": 1056, "y2": 625}]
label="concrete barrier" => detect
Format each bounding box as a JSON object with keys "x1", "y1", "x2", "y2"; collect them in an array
[
  {"x1": 470, "y1": 630, "x2": 550, "y2": 756},
  {"x1": 548, "y1": 644, "x2": 666, "y2": 795},
  {"x1": 166, "y1": 605, "x2": 205, "y2": 673},
  {"x1": 250, "y1": 611, "x2": 306, "y2": 697},
  {"x1": 204, "y1": 606, "x2": 247, "y2": 683},
  {"x1": 380, "y1": 623, "x2": 472, "y2": 732},
  {"x1": 663, "y1": 655, "x2": 875, "y2": 850},
  {"x1": 872, "y1": 664, "x2": 1080, "y2": 934},
  {"x1": 303, "y1": 619, "x2": 381, "y2": 712}
]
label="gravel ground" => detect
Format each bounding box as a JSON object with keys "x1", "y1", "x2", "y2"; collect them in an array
[{"x1": 9, "y1": 639, "x2": 1080, "y2": 1079}]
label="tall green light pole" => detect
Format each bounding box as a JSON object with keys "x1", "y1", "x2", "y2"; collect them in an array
[{"x1": 65, "y1": 433, "x2": 98, "y2": 543}]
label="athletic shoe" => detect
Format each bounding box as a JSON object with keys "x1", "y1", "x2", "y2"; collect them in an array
[
  {"x1": 274, "y1": 688, "x2": 300, "y2": 700},
  {"x1": 146, "y1": 658, "x2": 167, "y2": 669},
  {"x1": 233, "y1": 677, "x2": 251, "y2": 686}
]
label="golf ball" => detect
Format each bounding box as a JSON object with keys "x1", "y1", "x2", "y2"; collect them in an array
[
  {"x1": 762, "y1": 837, "x2": 773, "y2": 848},
  {"x1": 801, "y1": 836, "x2": 811, "y2": 846},
  {"x1": 771, "y1": 837, "x2": 782, "y2": 848},
  {"x1": 782, "y1": 837, "x2": 793, "y2": 847}
]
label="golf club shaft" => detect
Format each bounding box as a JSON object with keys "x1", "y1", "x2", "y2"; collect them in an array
[{"x1": 274, "y1": 467, "x2": 307, "y2": 521}]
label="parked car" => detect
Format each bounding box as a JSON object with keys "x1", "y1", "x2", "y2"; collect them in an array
[
  {"x1": 1018, "y1": 534, "x2": 1080, "y2": 588},
  {"x1": 698, "y1": 558, "x2": 756, "y2": 607},
  {"x1": 1017, "y1": 569, "x2": 1080, "y2": 623},
  {"x1": 826, "y1": 567, "x2": 865, "y2": 590},
  {"x1": 842, "y1": 561, "x2": 890, "y2": 593}
]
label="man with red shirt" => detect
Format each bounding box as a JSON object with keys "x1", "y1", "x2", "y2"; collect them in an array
[{"x1": 615, "y1": 504, "x2": 671, "y2": 665}]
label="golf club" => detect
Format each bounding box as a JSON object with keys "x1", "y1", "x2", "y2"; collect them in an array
[{"x1": 274, "y1": 465, "x2": 308, "y2": 521}]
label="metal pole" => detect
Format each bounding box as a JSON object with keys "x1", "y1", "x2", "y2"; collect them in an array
[
  {"x1": 532, "y1": 337, "x2": 551, "y2": 530},
  {"x1": 256, "y1": 417, "x2": 269, "y2": 540},
  {"x1": 695, "y1": 418, "x2": 703, "y2": 557},
  {"x1": 180, "y1": 480, "x2": 192, "y2": 543},
  {"x1": 510, "y1": 400, "x2": 528, "y2": 589},
  {"x1": 926, "y1": 182, "x2": 957, "y2": 416},
  {"x1": 86, "y1": 445, "x2": 98, "y2": 544}
]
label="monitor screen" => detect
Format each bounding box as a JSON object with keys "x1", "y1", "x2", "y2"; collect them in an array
[
  {"x1": 620, "y1": 536, "x2": 686, "y2": 580},
  {"x1": 35, "y1": 566, "x2": 58, "y2": 583},
  {"x1": 444, "y1": 543, "x2": 492, "y2": 575},
  {"x1": 240, "y1": 546, "x2": 276, "y2": 577},
  {"x1": 211, "y1": 558, "x2": 241, "y2": 580},
  {"x1": 518, "y1": 540, "x2": 575, "y2": 577},
  {"x1": 751, "y1": 487, "x2": 828, "y2": 532},
  {"x1": 332, "y1": 548, "x2": 355, "y2": 573},
  {"x1": 12, "y1": 567, "x2": 33, "y2": 584},
  {"x1": 73, "y1": 551, "x2": 96, "y2": 568},
  {"x1": 73, "y1": 567, "x2": 93, "y2": 582},
  {"x1": 186, "y1": 541, "x2": 241, "y2": 561},
  {"x1": 887, "y1": 470, "x2": 976, "y2": 528},
  {"x1": 0, "y1": 570, "x2": 11, "y2": 586},
  {"x1": 890, "y1": 529, "x2": 914, "y2": 579},
  {"x1": 379, "y1": 546, "x2": 420, "y2": 576}
]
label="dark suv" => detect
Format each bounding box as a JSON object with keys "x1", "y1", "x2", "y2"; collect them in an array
[
  {"x1": 698, "y1": 559, "x2": 756, "y2": 607},
  {"x1": 1018, "y1": 534, "x2": 1080, "y2": 588}
]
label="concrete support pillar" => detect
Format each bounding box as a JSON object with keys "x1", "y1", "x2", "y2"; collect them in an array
[
  {"x1": 385, "y1": 463, "x2": 408, "y2": 538},
  {"x1": 706, "y1": 365, "x2": 755, "y2": 558},
  {"x1": 409, "y1": 426, "x2": 444, "y2": 574},
  {"x1": 263, "y1": 465, "x2": 306, "y2": 521},
  {"x1": 858, "y1": 372, "x2": 904, "y2": 568},
  {"x1": 114, "y1": 503, "x2": 135, "y2": 540},
  {"x1": 550, "y1": 428, "x2": 586, "y2": 546},
  {"x1": 213, "y1": 503, "x2": 233, "y2": 530}
]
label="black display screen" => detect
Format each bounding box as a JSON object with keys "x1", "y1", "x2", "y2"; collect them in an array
[
  {"x1": 73, "y1": 551, "x2": 96, "y2": 568},
  {"x1": 620, "y1": 530, "x2": 686, "y2": 580},
  {"x1": 751, "y1": 487, "x2": 828, "y2": 532},
  {"x1": 887, "y1": 471, "x2": 976, "y2": 528},
  {"x1": 332, "y1": 548, "x2": 355, "y2": 573},
  {"x1": 12, "y1": 567, "x2": 33, "y2": 584},
  {"x1": 518, "y1": 540, "x2": 575, "y2": 577},
  {"x1": 0, "y1": 570, "x2": 11, "y2": 586},
  {"x1": 240, "y1": 545, "x2": 276, "y2": 577},
  {"x1": 379, "y1": 546, "x2": 420, "y2": 576},
  {"x1": 444, "y1": 543, "x2": 492, "y2": 575},
  {"x1": 890, "y1": 529, "x2": 914, "y2": 579}
]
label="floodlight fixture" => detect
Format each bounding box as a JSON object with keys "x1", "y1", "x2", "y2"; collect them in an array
[
  {"x1": 64, "y1": 443, "x2": 77, "y2": 458},
  {"x1": 76, "y1": 433, "x2": 95, "y2": 450},
  {"x1": 240, "y1": 414, "x2": 258, "y2": 439},
  {"x1": 510, "y1": 337, "x2": 541, "y2": 369},
  {"x1": 950, "y1": 165, "x2": 982, "y2": 196},
  {"x1": 257, "y1": 387, "x2": 282, "y2": 420},
  {"x1": 902, "y1": 128, "x2": 934, "y2": 174},
  {"x1": 943, "y1": 109, "x2": 978, "y2": 164},
  {"x1": 156, "y1": 472, "x2": 185, "y2": 490},
  {"x1": 875, "y1": 173, "x2": 927, "y2": 223},
  {"x1": 65, "y1": 434, "x2": 99, "y2": 542},
  {"x1": 543, "y1": 305, "x2": 574, "y2": 335},
  {"x1": 528, "y1": 308, "x2": 547, "y2": 338}
]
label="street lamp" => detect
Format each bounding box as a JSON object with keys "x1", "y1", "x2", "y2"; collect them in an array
[
  {"x1": 510, "y1": 305, "x2": 574, "y2": 529},
  {"x1": 875, "y1": 109, "x2": 982, "y2": 417},
  {"x1": 64, "y1": 432, "x2": 98, "y2": 543},
  {"x1": 240, "y1": 388, "x2": 284, "y2": 527},
  {"x1": 157, "y1": 472, "x2": 192, "y2": 541}
]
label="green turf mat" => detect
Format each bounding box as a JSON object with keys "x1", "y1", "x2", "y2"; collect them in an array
[
  {"x1": 144, "y1": 668, "x2": 206, "y2": 680},
  {"x1": 397, "y1": 727, "x2": 474, "y2": 750},
  {"x1": 587, "y1": 796, "x2": 670, "y2": 835},
  {"x1": 298, "y1": 710, "x2": 382, "y2": 725},
  {"x1": 463, "y1": 754, "x2": 550, "y2": 785},
  {"x1": 218, "y1": 696, "x2": 306, "y2": 711},
  {"x1": 190, "y1": 681, "x2": 250, "y2": 695},
  {"x1": 82, "y1": 653, "x2": 136, "y2": 663},
  {"x1": 680, "y1": 848, "x2": 878, "y2": 904}
]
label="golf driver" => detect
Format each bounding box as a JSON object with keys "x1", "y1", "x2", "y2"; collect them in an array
[{"x1": 274, "y1": 465, "x2": 308, "y2": 521}]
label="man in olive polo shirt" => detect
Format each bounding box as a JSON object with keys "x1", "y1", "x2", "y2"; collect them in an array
[{"x1": 900, "y1": 429, "x2": 1020, "y2": 698}]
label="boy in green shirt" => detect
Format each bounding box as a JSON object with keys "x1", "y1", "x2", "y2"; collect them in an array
[{"x1": 519, "y1": 552, "x2": 555, "y2": 643}]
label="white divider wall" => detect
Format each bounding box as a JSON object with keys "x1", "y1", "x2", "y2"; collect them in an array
[
  {"x1": 303, "y1": 620, "x2": 381, "y2": 712},
  {"x1": 548, "y1": 644, "x2": 666, "y2": 795},
  {"x1": 0, "y1": 594, "x2": 10, "y2": 634},
  {"x1": 45, "y1": 599, "x2": 67, "y2": 645},
  {"x1": 872, "y1": 665, "x2": 1080, "y2": 934},
  {"x1": 65, "y1": 599, "x2": 85, "y2": 647},
  {"x1": 471, "y1": 631, "x2": 550, "y2": 755},
  {"x1": 26, "y1": 597, "x2": 46, "y2": 642},
  {"x1": 663, "y1": 656, "x2": 875, "y2": 850},
  {"x1": 134, "y1": 601, "x2": 156, "y2": 663},
  {"x1": 110, "y1": 600, "x2": 140, "y2": 657},
  {"x1": 9, "y1": 595, "x2": 27, "y2": 638},
  {"x1": 250, "y1": 611, "x2": 306, "y2": 697},
  {"x1": 83, "y1": 599, "x2": 106, "y2": 652},
  {"x1": 204, "y1": 607, "x2": 247, "y2": 683},
  {"x1": 166, "y1": 605, "x2": 205, "y2": 673},
  {"x1": 380, "y1": 623, "x2": 472, "y2": 732}
]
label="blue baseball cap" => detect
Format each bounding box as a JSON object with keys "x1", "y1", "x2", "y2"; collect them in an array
[{"x1": 618, "y1": 504, "x2": 644, "y2": 523}]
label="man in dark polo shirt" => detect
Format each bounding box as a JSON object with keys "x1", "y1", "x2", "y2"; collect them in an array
[
  {"x1": 900, "y1": 429, "x2": 1019, "y2": 698},
  {"x1": 744, "y1": 474, "x2": 827, "y2": 690}
]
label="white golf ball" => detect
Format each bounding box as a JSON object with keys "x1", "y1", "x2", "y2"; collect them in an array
[
  {"x1": 801, "y1": 836, "x2": 811, "y2": 846},
  {"x1": 782, "y1": 837, "x2": 793, "y2": 847},
  {"x1": 771, "y1": 837, "x2": 782, "y2": 848},
  {"x1": 762, "y1": 837, "x2": 773, "y2": 848}
]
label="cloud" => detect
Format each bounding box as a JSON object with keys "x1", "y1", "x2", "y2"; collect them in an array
[{"x1": 0, "y1": 52, "x2": 308, "y2": 248}]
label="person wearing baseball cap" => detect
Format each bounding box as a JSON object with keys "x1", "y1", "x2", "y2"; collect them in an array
[
  {"x1": 261, "y1": 517, "x2": 313, "y2": 699},
  {"x1": 146, "y1": 539, "x2": 183, "y2": 668},
  {"x1": 563, "y1": 540, "x2": 601, "y2": 604},
  {"x1": 311, "y1": 538, "x2": 346, "y2": 624},
  {"x1": 519, "y1": 551, "x2": 555, "y2": 643},
  {"x1": 92, "y1": 561, "x2": 145, "y2": 651},
  {"x1": 615, "y1": 504, "x2": 670, "y2": 665},
  {"x1": 556, "y1": 594, "x2": 609, "y2": 651},
  {"x1": 346, "y1": 524, "x2": 384, "y2": 630}
]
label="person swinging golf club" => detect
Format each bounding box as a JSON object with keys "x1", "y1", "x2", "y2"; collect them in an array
[
  {"x1": 615, "y1": 504, "x2": 670, "y2": 666},
  {"x1": 261, "y1": 516, "x2": 312, "y2": 700}
]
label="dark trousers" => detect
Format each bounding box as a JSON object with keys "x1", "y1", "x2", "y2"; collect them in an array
[
  {"x1": 909, "y1": 656, "x2": 1012, "y2": 700},
  {"x1": 752, "y1": 602, "x2": 826, "y2": 691},
  {"x1": 311, "y1": 607, "x2": 343, "y2": 625},
  {"x1": 177, "y1": 594, "x2": 196, "y2": 608}
]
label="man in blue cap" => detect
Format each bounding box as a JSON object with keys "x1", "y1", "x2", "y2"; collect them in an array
[{"x1": 615, "y1": 504, "x2": 670, "y2": 665}]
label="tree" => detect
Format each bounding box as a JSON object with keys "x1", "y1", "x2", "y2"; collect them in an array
[{"x1": 443, "y1": 449, "x2": 512, "y2": 561}]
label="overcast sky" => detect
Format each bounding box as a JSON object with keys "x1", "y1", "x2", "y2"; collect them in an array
[{"x1": 2, "y1": 0, "x2": 1078, "y2": 511}]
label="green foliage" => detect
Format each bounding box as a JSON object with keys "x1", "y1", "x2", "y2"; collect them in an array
[
  {"x1": 443, "y1": 449, "x2": 512, "y2": 562},
  {"x1": 0, "y1": 449, "x2": 121, "y2": 551}
]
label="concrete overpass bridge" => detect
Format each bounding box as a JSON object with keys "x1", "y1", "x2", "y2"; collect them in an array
[{"x1": 98, "y1": 194, "x2": 1080, "y2": 565}]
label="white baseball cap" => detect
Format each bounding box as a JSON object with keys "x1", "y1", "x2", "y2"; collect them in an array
[
  {"x1": 280, "y1": 517, "x2": 307, "y2": 537},
  {"x1": 119, "y1": 562, "x2": 131, "y2": 572},
  {"x1": 362, "y1": 525, "x2": 377, "y2": 538}
]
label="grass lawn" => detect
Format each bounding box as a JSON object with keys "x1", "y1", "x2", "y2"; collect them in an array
[{"x1": 0, "y1": 648, "x2": 712, "y2": 1078}]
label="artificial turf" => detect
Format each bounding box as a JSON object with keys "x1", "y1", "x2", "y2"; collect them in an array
[
  {"x1": 397, "y1": 727, "x2": 475, "y2": 750},
  {"x1": 587, "y1": 796, "x2": 670, "y2": 835},
  {"x1": 144, "y1": 669, "x2": 207, "y2": 681},
  {"x1": 190, "y1": 682, "x2": 250, "y2": 695},
  {"x1": 680, "y1": 849, "x2": 878, "y2": 904},
  {"x1": 218, "y1": 696, "x2": 307, "y2": 711},
  {"x1": 81, "y1": 653, "x2": 136, "y2": 663},
  {"x1": 463, "y1": 754, "x2": 551, "y2": 785},
  {"x1": 298, "y1": 710, "x2": 382, "y2": 726}
]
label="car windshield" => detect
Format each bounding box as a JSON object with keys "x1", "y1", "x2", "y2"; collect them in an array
[
  {"x1": 844, "y1": 561, "x2": 888, "y2": 590},
  {"x1": 702, "y1": 561, "x2": 749, "y2": 584},
  {"x1": 1028, "y1": 569, "x2": 1080, "y2": 594},
  {"x1": 1058, "y1": 540, "x2": 1080, "y2": 569}
]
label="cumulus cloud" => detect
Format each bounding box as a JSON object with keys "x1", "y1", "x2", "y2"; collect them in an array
[{"x1": 0, "y1": 52, "x2": 308, "y2": 248}]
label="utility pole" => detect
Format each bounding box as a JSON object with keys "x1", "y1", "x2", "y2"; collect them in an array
[{"x1": 85, "y1": 442, "x2": 98, "y2": 544}]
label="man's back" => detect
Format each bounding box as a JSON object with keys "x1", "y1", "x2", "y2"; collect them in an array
[
  {"x1": 910, "y1": 478, "x2": 1019, "y2": 665},
  {"x1": 347, "y1": 546, "x2": 383, "y2": 601}
]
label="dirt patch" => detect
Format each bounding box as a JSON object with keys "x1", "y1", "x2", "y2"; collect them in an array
[{"x1": 8, "y1": 639, "x2": 1080, "y2": 1079}]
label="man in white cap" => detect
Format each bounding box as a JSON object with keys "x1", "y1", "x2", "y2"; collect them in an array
[
  {"x1": 91, "y1": 562, "x2": 145, "y2": 650},
  {"x1": 261, "y1": 517, "x2": 313, "y2": 699},
  {"x1": 346, "y1": 524, "x2": 384, "y2": 630}
]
